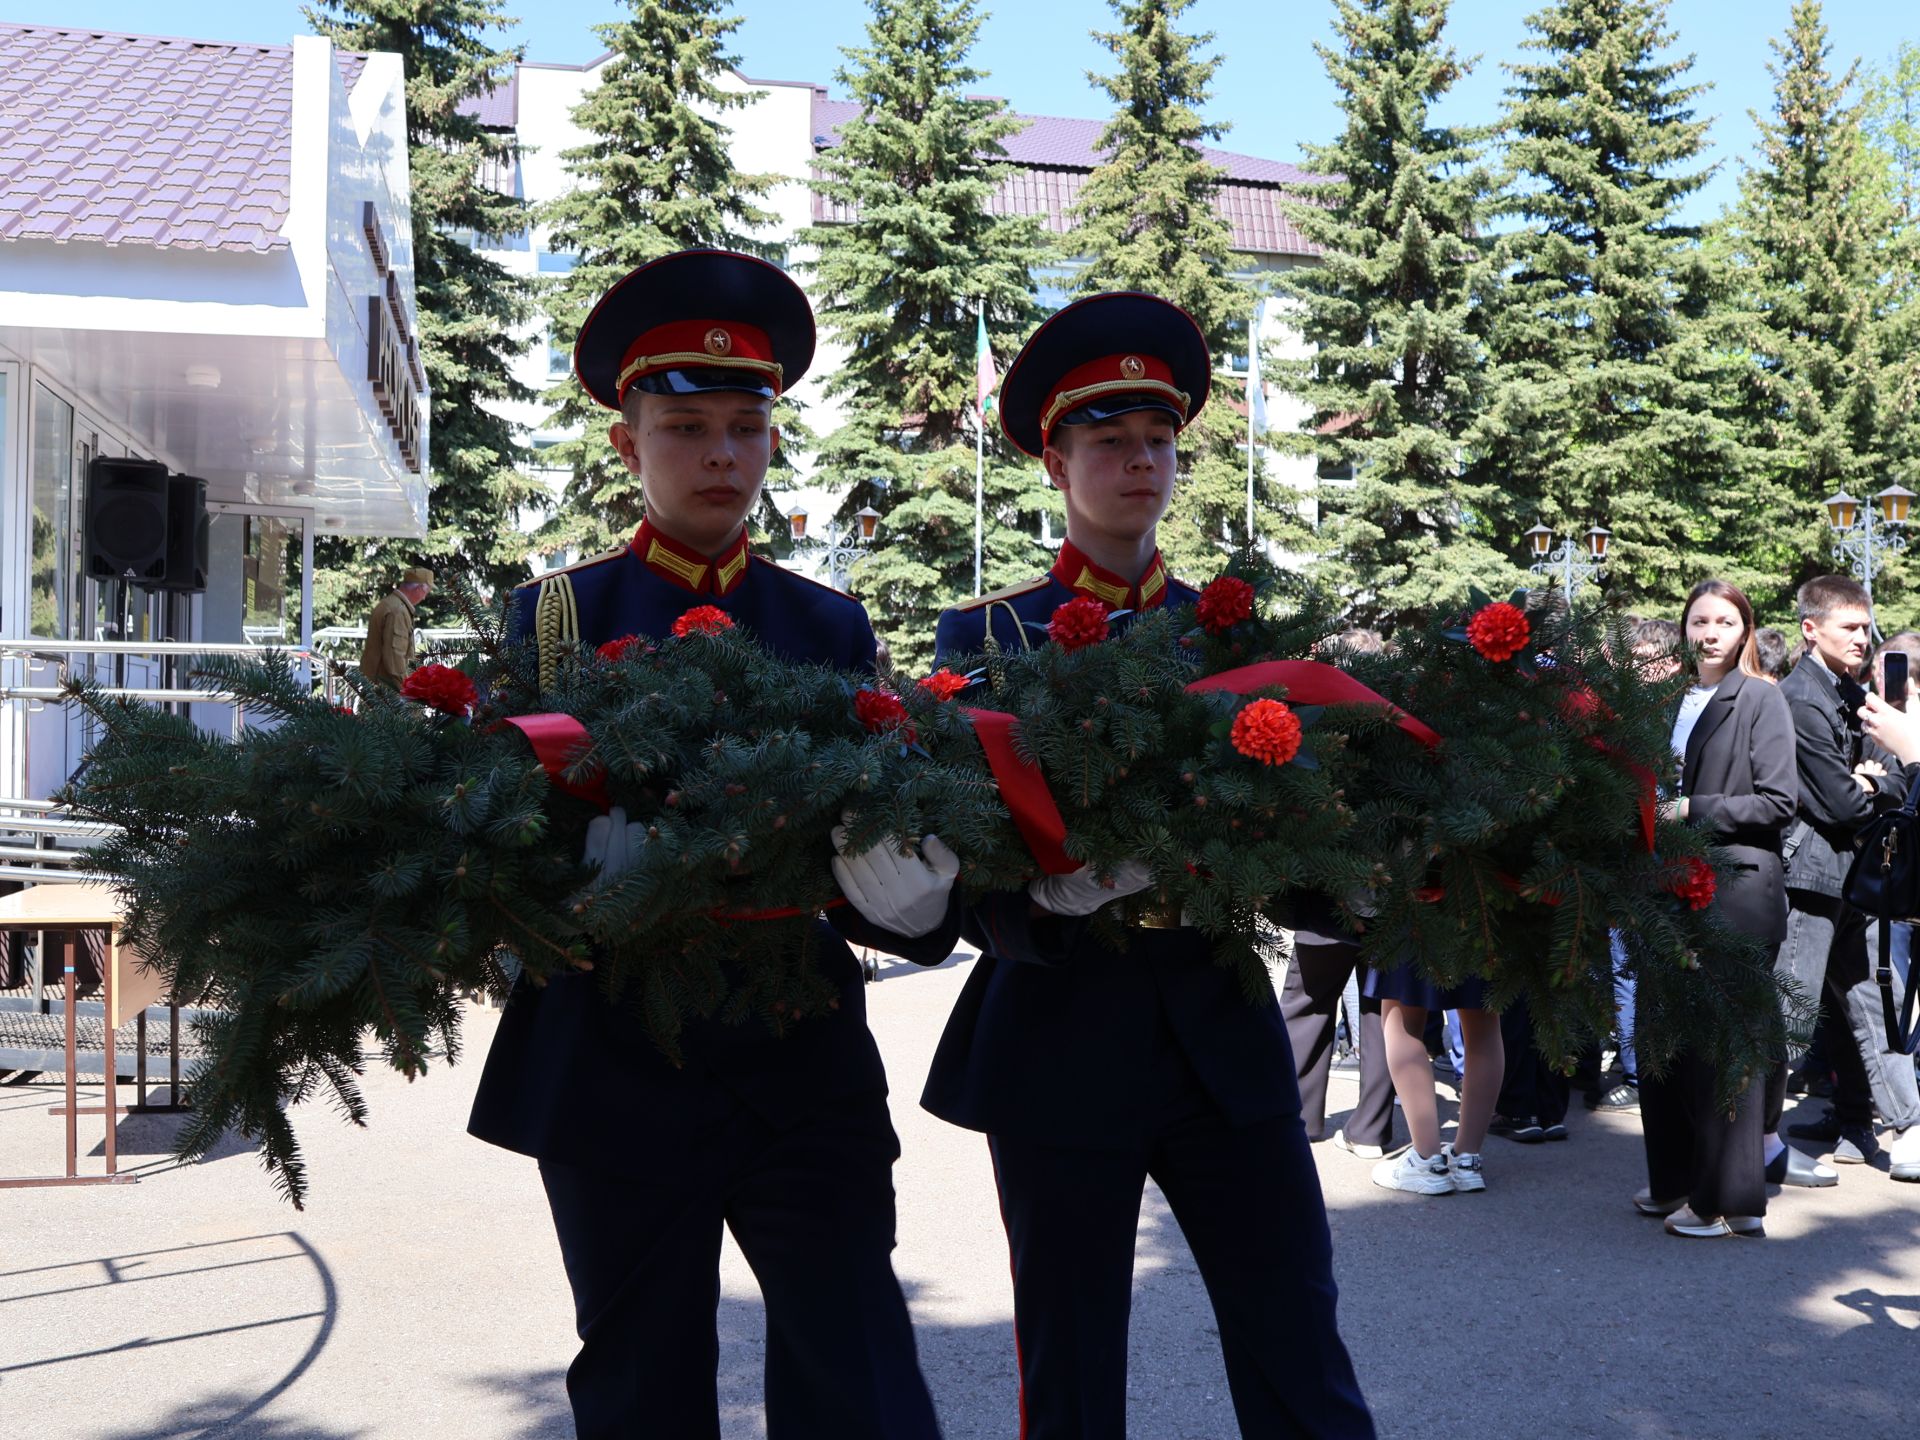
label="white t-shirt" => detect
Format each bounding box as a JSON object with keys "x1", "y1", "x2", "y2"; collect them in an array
[{"x1": 1671, "y1": 684, "x2": 1718, "y2": 763}]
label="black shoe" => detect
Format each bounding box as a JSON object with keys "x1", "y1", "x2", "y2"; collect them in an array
[
  {"x1": 1542, "y1": 1121, "x2": 1570, "y2": 1142},
  {"x1": 1490, "y1": 1113, "x2": 1545, "y2": 1144},
  {"x1": 1766, "y1": 1144, "x2": 1839, "y2": 1187},
  {"x1": 1788, "y1": 1110, "x2": 1843, "y2": 1143},
  {"x1": 1592, "y1": 1083, "x2": 1640, "y2": 1112}
]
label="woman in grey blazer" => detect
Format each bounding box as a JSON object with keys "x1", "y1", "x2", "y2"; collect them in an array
[{"x1": 1639, "y1": 579, "x2": 1799, "y2": 1237}]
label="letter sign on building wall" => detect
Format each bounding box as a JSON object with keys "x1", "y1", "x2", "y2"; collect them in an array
[{"x1": 363, "y1": 201, "x2": 426, "y2": 473}]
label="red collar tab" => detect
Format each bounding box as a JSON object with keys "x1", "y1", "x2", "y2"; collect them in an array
[
  {"x1": 1051, "y1": 540, "x2": 1170, "y2": 611},
  {"x1": 616, "y1": 319, "x2": 783, "y2": 404},
  {"x1": 1039, "y1": 352, "x2": 1191, "y2": 446},
  {"x1": 629, "y1": 519, "x2": 753, "y2": 597}
]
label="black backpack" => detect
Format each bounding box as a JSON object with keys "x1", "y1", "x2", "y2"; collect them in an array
[{"x1": 1841, "y1": 770, "x2": 1920, "y2": 1056}]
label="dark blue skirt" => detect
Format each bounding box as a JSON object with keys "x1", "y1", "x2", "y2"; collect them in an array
[{"x1": 1363, "y1": 960, "x2": 1488, "y2": 1012}]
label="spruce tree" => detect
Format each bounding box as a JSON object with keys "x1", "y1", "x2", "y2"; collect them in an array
[
  {"x1": 306, "y1": 0, "x2": 541, "y2": 628},
  {"x1": 1480, "y1": 0, "x2": 1753, "y2": 613},
  {"x1": 1069, "y1": 0, "x2": 1287, "y2": 581},
  {"x1": 801, "y1": 0, "x2": 1051, "y2": 674},
  {"x1": 1726, "y1": 1, "x2": 1906, "y2": 618},
  {"x1": 537, "y1": 0, "x2": 779, "y2": 558},
  {"x1": 1275, "y1": 0, "x2": 1511, "y2": 625}
]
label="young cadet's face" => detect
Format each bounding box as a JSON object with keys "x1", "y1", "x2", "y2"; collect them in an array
[
  {"x1": 609, "y1": 391, "x2": 779, "y2": 554},
  {"x1": 1042, "y1": 409, "x2": 1178, "y2": 547}
]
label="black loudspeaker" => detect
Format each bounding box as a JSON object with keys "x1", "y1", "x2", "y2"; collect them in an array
[
  {"x1": 162, "y1": 474, "x2": 210, "y2": 593},
  {"x1": 85, "y1": 456, "x2": 170, "y2": 584}
]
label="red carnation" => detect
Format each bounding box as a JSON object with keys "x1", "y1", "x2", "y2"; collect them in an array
[
  {"x1": 1667, "y1": 856, "x2": 1717, "y2": 912},
  {"x1": 1557, "y1": 683, "x2": 1613, "y2": 727},
  {"x1": 1196, "y1": 575, "x2": 1256, "y2": 635},
  {"x1": 596, "y1": 634, "x2": 647, "y2": 662},
  {"x1": 400, "y1": 663, "x2": 478, "y2": 718},
  {"x1": 671, "y1": 605, "x2": 735, "y2": 638},
  {"x1": 1466, "y1": 602, "x2": 1531, "y2": 662},
  {"x1": 1049, "y1": 596, "x2": 1112, "y2": 652},
  {"x1": 919, "y1": 669, "x2": 970, "y2": 701},
  {"x1": 1230, "y1": 697, "x2": 1304, "y2": 767},
  {"x1": 854, "y1": 687, "x2": 914, "y2": 741}
]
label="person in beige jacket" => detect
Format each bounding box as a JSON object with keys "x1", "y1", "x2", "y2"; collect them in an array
[{"x1": 359, "y1": 567, "x2": 432, "y2": 687}]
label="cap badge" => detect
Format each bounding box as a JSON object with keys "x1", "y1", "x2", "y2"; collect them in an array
[
  {"x1": 1120, "y1": 355, "x2": 1146, "y2": 380},
  {"x1": 704, "y1": 327, "x2": 733, "y2": 356}
]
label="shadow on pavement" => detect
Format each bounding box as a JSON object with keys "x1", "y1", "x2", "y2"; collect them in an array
[{"x1": 90, "y1": 1398, "x2": 366, "y2": 1440}]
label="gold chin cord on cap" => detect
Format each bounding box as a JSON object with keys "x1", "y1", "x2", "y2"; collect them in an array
[
  {"x1": 614, "y1": 353, "x2": 784, "y2": 397},
  {"x1": 1039, "y1": 379, "x2": 1190, "y2": 439}
]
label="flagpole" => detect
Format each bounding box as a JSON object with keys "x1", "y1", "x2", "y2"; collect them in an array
[
  {"x1": 1244, "y1": 298, "x2": 1269, "y2": 546},
  {"x1": 975, "y1": 298, "x2": 986, "y2": 597}
]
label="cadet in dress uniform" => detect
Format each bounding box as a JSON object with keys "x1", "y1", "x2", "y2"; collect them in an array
[
  {"x1": 922, "y1": 293, "x2": 1375, "y2": 1439},
  {"x1": 467, "y1": 250, "x2": 959, "y2": 1440}
]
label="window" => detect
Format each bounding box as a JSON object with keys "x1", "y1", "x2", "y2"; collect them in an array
[
  {"x1": 547, "y1": 336, "x2": 572, "y2": 378},
  {"x1": 537, "y1": 251, "x2": 580, "y2": 274},
  {"x1": 28, "y1": 384, "x2": 73, "y2": 638}
]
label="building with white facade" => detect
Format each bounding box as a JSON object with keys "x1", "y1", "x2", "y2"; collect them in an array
[
  {"x1": 461, "y1": 56, "x2": 1324, "y2": 563},
  {"x1": 0, "y1": 23, "x2": 426, "y2": 809}
]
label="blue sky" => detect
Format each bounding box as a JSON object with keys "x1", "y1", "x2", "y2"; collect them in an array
[{"x1": 15, "y1": 0, "x2": 1918, "y2": 221}]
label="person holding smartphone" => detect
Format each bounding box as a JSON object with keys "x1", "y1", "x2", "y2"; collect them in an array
[{"x1": 1639, "y1": 579, "x2": 1801, "y2": 1236}]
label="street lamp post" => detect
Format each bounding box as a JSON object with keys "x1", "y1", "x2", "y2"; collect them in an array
[
  {"x1": 1523, "y1": 523, "x2": 1611, "y2": 600},
  {"x1": 784, "y1": 502, "x2": 883, "y2": 593},
  {"x1": 1822, "y1": 484, "x2": 1914, "y2": 637}
]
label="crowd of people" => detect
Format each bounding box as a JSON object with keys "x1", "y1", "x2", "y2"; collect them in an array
[{"x1": 1294, "y1": 575, "x2": 1920, "y2": 1239}]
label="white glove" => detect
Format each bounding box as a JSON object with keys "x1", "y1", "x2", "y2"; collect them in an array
[
  {"x1": 832, "y1": 825, "x2": 962, "y2": 938},
  {"x1": 1028, "y1": 859, "x2": 1155, "y2": 917},
  {"x1": 582, "y1": 805, "x2": 646, "y2": 881}
]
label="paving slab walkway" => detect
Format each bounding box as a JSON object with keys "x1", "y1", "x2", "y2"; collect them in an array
[{"x1": 3, "y1": 948, "x2": 1916, "y2": 1439}]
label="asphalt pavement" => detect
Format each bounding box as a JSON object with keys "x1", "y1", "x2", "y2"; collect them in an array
[{"x1": 3, "y1": 946, "x2": 1917, "y2": 1439}]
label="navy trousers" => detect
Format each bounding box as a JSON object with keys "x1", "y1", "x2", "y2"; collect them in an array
[
  {"x1": 538, "y1": 1089, "x2": 940, "y2": 1440},
  {"x1": 987, "y1": 1097, "x2": 1374, "y2": 1438}
]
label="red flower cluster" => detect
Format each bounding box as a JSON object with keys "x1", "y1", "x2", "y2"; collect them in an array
[
  {"x1": 854, "y1": 687, "x2": 913, "y2": 741},
  {"x1": 1466, "y1": 602, "x2": 1531, "y2": 662},
  {"x1": 1557, "y1": 683, "x2": 1611, "y2": 726},
  {"x1": 400, "y1": 663, "x2": 477, "y2": 718},
  {"x1": 596, "y1": 634, "x2": 650, "y2": 663},
  {"x1": 1230, "y1": 697, "x2": 1304, "y2": 766},
  {"x1": 1668, "y1": 856, "x2": 1717, "y2": 911},
  {"x1": 918, "y1": 669, "x2": 970, "y2": 701},
  {"x1": 1195, "y1": 575, "x2": 1255, "y2": 635},
  {"x1": 671, "y1": 605, "x2": 735, "y2": 638},
  {"x1": 1048, "y1": 596, "x2": 1112, "y2": 652}
]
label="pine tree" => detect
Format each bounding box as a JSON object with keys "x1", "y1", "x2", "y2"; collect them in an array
[
  {"x1": 1727, "y1": 3, "x2": 1907, "y2": 620},
  {"x1": 1275, "y1": 0, "x2": 1511, "y2": 626},
  {"x1": 305, "y1": 0, "x2": 542, "y2": 629},
  {"x1": 536, "y1": 0, "x2": 779, "y2": 558},
  {"x1": 1860, "y1": 39, "x2": 1920, "y2": 548},
  {"x1": 1068, "y1": 0, "x2": 1286, "y2": 581},
  {"x1": 1480, "y1": 0, "x2": 1756, "y2": 614},
  {"x1": 801, "y1": 0, "x2": 1052, "y2": 674}
]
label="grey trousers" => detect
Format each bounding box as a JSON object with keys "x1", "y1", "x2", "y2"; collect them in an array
[{"x1": 1771, "y1": 891, "x2": 1920, "y2": 1132}]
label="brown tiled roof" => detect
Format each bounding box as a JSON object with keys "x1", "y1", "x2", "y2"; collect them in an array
[
  {"x1": 0, "y1": 23, "x2": 368, "y2": 254},
  {"x1": 810, "y1": 95, "x2": 1321, "y2": 258}
]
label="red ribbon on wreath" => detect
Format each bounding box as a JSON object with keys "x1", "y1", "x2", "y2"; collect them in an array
[
  {"x1": 501, "y1": 712, "x2": 613, "y2": 811},
  {"x1": 968, "y1": 660, "x2": 1438, "y2": 876}
]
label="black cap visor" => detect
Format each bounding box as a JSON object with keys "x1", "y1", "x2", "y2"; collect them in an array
[
  {"x1": 631, "y1": 367, "x2": 779, "y2": 401},
  {"x1": 1052, "y1": 393, "x2": 1186, "y2": 436}
]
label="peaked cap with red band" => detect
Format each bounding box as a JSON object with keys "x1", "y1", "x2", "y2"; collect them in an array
[
  {"x1": 573, "y1": 249, "x2": 816, "y2": 412},
  {"x1": 999, "y1": 291, "x2": 1213, "y2": 457}
]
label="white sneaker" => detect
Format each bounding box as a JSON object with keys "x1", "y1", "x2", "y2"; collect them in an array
[
  {"x1": 1891, "y1": 1125, "x2": 1920, "y2": 1182},
  {"x1": 1332, "y1": 1128, "x2": 1384, "y2": 1160},
  {"x1": 1372, "y1": 1147, "x2": 1455, "y2": 1195},
  {"x1": 1442, "y1": 1143, "x2": 1486, "y2": 1193}
]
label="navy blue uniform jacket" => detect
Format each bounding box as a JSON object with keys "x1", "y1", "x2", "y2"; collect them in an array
[
  {"x1": 468, "y1": 536, "x2": 955, "y2": 1174},
  {"x1": 920, "y1": 567, "x2": 1302, "y2": 1148}
]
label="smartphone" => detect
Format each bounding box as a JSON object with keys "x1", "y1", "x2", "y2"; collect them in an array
[{"x1": 1886, "y1": 651, "x2": 1909, "y2": 709}]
